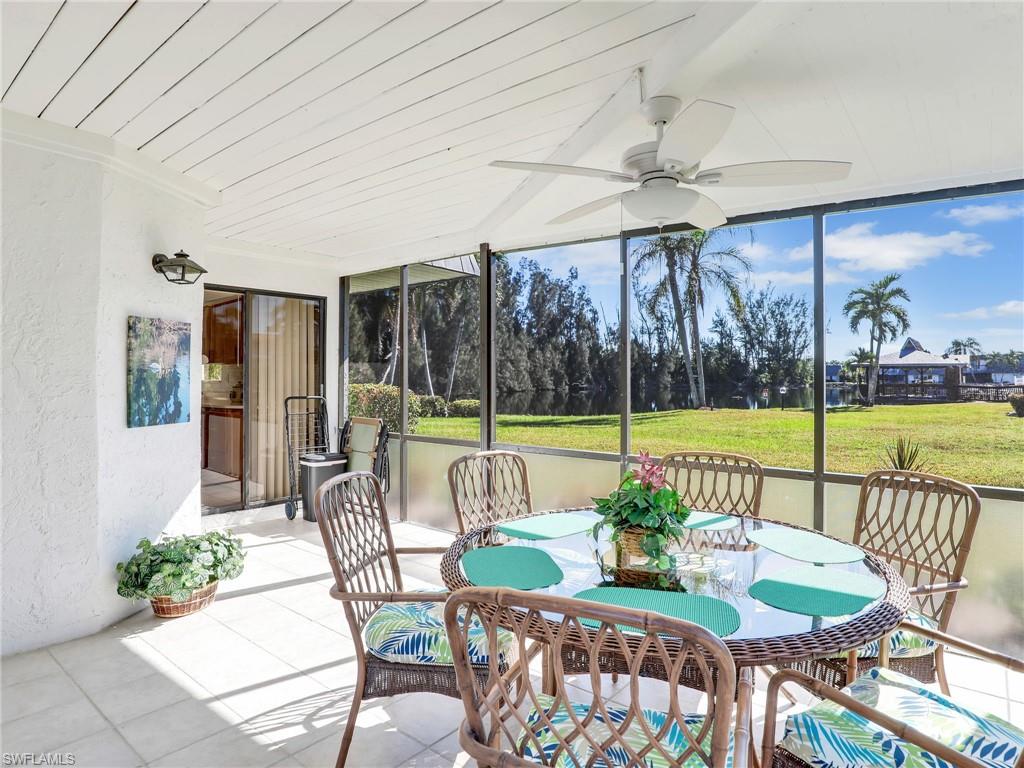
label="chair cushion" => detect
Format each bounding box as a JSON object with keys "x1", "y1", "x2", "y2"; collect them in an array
[
  {"x1": 521, "y1": 694, "x2": 734, "y2": 767},
  {"x1": 780, "y1": 667, "x2": 1024, "y2": 768},
  {"x1": 363, "y1": 601, "x2": 509, "y2": 666},
  {"x1": 840, "y1": 610, "x2": 939, "y2": 660}
]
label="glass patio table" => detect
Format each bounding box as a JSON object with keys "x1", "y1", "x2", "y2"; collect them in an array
[{"x1": 440, "y1": 508, "x2": 911, "y2": 675}]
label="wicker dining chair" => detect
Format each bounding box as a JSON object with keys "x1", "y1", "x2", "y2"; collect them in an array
[
  {"x1": 659, "y1": 451, "x2": 765, "y2": 517},
  {"x1": 791, "y1": 469, "x2": 981, "y2": 694},
  {"x1": 448, "y1": 450, "x2": 533, "y2": 533},
  {"x1": 313, "y1": 471, "x2": 510, "y2": 767},
  {"x1": 445, "y1": 586, "x2": 754, "y2": 768},
  {"x1": 764, "y1": 622, "x2": 1024, "y2": 768}
]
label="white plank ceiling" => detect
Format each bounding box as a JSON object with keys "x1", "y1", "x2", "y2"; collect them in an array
[{"x1": 2, "y1": 1, "x2": 1021, "y2": 273}]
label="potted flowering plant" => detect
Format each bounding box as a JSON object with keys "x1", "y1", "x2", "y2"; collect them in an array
[{"x1": 592, "y1": 451, "x2": 690, "y2": 588}]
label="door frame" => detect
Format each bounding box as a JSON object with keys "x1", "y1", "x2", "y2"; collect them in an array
[{"x1": 202, "y1": 283, "x2": 328, "y2": 514}]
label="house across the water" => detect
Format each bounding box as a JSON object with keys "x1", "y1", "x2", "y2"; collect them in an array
[
  {"x1": 877, "y1": 338, "x2": 970, "y2": 384},
  {"x1": 855, "y1": 338, "x2": 971, "y2": 401}
]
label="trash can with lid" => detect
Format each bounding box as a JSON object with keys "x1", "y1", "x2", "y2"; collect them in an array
[{"x1": 300, "y1": 453, "x2": 348, "y2": 522}]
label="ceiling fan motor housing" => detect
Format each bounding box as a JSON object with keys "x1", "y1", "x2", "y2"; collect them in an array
[{"x1": 620, "y1": 141, "x2": 660, "y2": 177}]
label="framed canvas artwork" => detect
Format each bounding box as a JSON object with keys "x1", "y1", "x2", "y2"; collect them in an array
[{"x1": 127, "y1": 316, "x2": 191, "y2": 427}]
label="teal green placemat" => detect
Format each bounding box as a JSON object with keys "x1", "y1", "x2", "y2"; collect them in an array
[
  {"x1": 460, "y1": 546, "x2": 563, "y2": 590},
  {"x1": 496, "y1": 512, "x2": 596, "y2": 541},
  {"x1": 746, "y1": 528, "x2": 864, "y2": 564},
  {"x1": 748, "y1": 566, "x2": 885, "y2": 617},
  {"x1": 572, "y1": 587, "x2": 741, "y2": 637},
  {"x1": 684, "y1": 511, "x2": 740, "y2": 531}
]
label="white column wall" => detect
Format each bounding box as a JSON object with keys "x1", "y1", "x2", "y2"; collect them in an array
[{"x1": 1, "y1": 132, "x2": 340, "y2": 655}]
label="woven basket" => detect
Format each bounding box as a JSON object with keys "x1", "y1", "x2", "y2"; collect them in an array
[
  {"x1": 613, "y1": 528, "x2": 682, "y2": 589},
  {"x1": 616, "y1": 527, "x2": 648, "y2": 560},
  {"x1": 150, "y1": 580, "x2": 219, "y2": 618}
]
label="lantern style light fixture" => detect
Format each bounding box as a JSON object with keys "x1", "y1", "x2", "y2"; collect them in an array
[{"x1": 152, "y1": 250, "x2": 207, "y2": 285}]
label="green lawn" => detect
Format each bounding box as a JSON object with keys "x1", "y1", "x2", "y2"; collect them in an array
[{"x1": 418, "y1": 402, "x2": 1023, "y2": 488}]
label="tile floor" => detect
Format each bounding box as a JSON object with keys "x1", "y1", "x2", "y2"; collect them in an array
[{"x1": 3, "y1": 507, "x2": 1020, "y2": 767}]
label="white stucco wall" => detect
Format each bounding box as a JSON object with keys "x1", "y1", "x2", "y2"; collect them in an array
[
  {"x1": 1, "y1": 138, "x2": 205, "y2": 654},
  {"x1": 0, "y1": 123, "x2": 343, "y2": 655}
]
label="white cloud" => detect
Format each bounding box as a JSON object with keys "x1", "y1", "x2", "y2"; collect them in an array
[
  {"x1": 752, "y1": 269, "x2": 812, "y2": 287},
  {"x1": 942, "y1": 299, "x2": 1024, "y2": 320},
  {"x1": 943, "y1": 202, "x2": 1024, "y2": 227},
  {"x1": 739, "y1": 241, "x2": 774, "y2": 261},
  {"x1": 751, "y1": 269, "x2": 854, "y2": 288},
  {"x1": 534, "y1": 241, "x2": 620, "y2": 285},
  {"x1": 787, "y1": 221, "x2": 991, "y2": 272}
]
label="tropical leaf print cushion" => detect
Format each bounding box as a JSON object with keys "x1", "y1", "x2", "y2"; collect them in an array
[
  {"x1": 780, "y1": 667, "x2": 1024, "y2": 768},
  {"x1": 519, "y1": 694, "x2": 734, "y2": 768},
  {"x1": 836, "y1": 610, "x2": 939, "y2": 660},
  {"x1": 363, "y1": 601, "x2": 510, "y2": 666}
]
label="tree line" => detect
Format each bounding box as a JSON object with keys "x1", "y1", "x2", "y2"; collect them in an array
[{"x1": 348, "y1": 232, "x2": 814, "y2": 411}]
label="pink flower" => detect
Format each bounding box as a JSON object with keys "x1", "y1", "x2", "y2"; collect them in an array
[{"x1": 632, "y1": 450, "x2": 667, "y2": 490}]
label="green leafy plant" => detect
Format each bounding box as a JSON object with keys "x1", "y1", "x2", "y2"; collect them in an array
[
  {"x1": 883, "y1": 435, "x2": 931, "y2": 473},
  {"x1": 592, "y1": 451, "x2": 690, "y2": 572},
  {"x1": 116, "y1": 531, "x2": 245, "y2": 603},
  {"x1": 417, "y1": 395, "x2": 447, "y2": 417},
  {"x1": 348, "y1": 383, "x2": 420, "y2": 433},
  {"x1": 447, "y1": 399, "x2": 481, "y2": 418},
  {"x1": 1008, "y1": 393, "x2": 1024, "y2": 418}
]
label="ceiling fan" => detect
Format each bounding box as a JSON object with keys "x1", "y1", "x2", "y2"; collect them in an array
[{"x1": 490, "y1": 96, "x2": 852, "y2": 228}]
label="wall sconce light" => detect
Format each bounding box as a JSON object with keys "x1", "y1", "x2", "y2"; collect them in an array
[{"x1": 152, "y1": 250, "x2": 207, "y2": 285}]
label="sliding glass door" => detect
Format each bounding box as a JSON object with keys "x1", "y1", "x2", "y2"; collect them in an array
[
  {"x1": 201, "y1": 285, "x2": 325, "y2": 514},
  {"x1": 246, "y1": 293, "x2": 323, "y2": 505}
]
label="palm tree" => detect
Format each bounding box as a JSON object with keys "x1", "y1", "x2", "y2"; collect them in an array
[
  {"x1": 842, "y1": 273, "x2": 910, "y2": 405},
  {"x1": 682, "y1": 230, "x2": 750, "y2": 406},
  {"x1": 946, "y1": 337, "x2": 982, "y2": 357},
  {"x1": 632, "y1": 231, "x2": 750, "y2": 407},
  {"x1": 847, "y1": 346, "x2": 874, "y2": 399}
]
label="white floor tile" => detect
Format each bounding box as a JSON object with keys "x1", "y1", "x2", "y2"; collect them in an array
[
  {"x1": 61, "y1": 645, "x2": 162, "y2": 695},
  {"x1": 218, "y1": 672, "x2": 329, "y2": 722},
  {"x1": 238, "y1": 686, "x2": 352, "y2": 756},
  {"x1": 116, "y1": 695, "x2": 239, "y2": 763},
  {"x1": 55, "y1": 727, "x2": 144, "y2": 767},
  {"x1": 2, "y1": 670, "x2": 85, "y2": 723},
  {"x1": 87, "y1": 670, "x2": 196, "y2": 725},
  {"x1": 150, "y1": 724, "x2": 284, "y2": 768},
  {"x1": 1, "y1": 649, "x2": 63, "y2": 688},
  {"x1": 2, "y1": 698, "x2": 108, "y2": 754},
  {"x1": 292, "y1": 716, "x2": 425, "y2": 768},
  {"x1": 382, "y1": 692, "x2": 465, "y2": 749}
]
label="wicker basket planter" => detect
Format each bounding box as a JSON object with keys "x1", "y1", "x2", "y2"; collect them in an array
[
  {"x1": 150, "y1": 580, "x2": 219, "y2": 618},
  {"x1": 613, "y1": 528, "x2": 682, "y2": 589}
]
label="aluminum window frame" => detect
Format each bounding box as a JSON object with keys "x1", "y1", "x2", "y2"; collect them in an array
[{"x1": 342, "y1": 178, "x2": 1024, "y2": 521}]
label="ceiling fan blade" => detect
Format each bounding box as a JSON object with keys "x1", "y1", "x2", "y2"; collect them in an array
[
  {"x1": 490, "y1": 160, "x2": 634, "y2": 183},
  {"x1": 684, "y1": 191, "x2": 727, "y2": 230},
  {"x1": 656, "y1": 99, "x2": 735, "y2": 172},
  {"x1": 547, "y1": 192, "x2": 623, "y2": 225},
  {"x1": 694, "y1": 160, "x2": 852, "y2": 187}
]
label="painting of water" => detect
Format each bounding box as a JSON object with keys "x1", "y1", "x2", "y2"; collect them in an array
[{"x1": 127, "y1": 316, "x2": 191, "y2": 427}]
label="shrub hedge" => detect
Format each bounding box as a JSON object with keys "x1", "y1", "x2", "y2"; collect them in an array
[
  {"x1": 348, "y1": 385, "x2": 479, "y2": 429},
  {"x1": 448, "y1": 399, "x2": 481, "y2": 418},
  {"x1": 348, "y1": 383, "x2": 421, "y2": 433},
  {"x1": 418, "y1": 395, "x2": 447, "y2": 418},
  {"x1": 1009, "y1": 393, "x2": 1024, "y2": 417}
]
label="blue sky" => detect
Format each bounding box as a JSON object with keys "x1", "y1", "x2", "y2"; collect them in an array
[{"x1": 515, "y1": 190, "x2": 1023, "y2": 360}]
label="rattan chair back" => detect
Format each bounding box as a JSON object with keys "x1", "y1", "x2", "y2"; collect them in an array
[
  {"x1": 448, "y1": 450, "x2": 533, "y2": 533},
  {"x1": 445, "y1": 587, "x2": 738, "y2": 768},
  {"x1": 313, "y1": 470, "x2": 401, "y2": 634},
  {"x1": 659, "y1": 452, "x2": 764, "y2": 517},
  {"x1": 853, "y1": 470, "x2": 980, "y2": 629}
]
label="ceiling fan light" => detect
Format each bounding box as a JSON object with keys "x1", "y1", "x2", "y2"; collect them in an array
[{"x1": 621, "y1": 185, "x2": 699, "y2": 225}]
